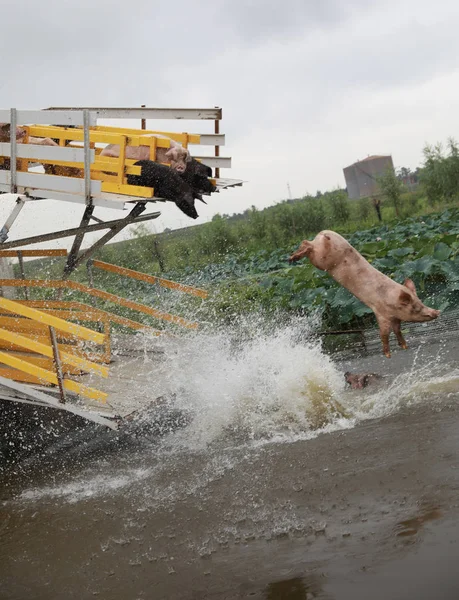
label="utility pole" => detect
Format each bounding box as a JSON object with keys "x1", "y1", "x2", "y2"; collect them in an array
[{"x1": 287, "y1": 182, "x2": 292, "y2": 200}]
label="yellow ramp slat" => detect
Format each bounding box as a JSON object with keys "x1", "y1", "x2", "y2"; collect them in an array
[
  {"x1": 0, "y1": 297, "x2": 105, "y2": 344},
  {"x1": 0, "y1": 368, "x2": 52, "y2": 386},
  {"x1": 4, "y1": 354, "x2": 84, "y2": 375},
  {"x1": 15, "y1": 301, "x2": 165, "y2": 334},
  {"x1": 0, "y1": 328, "x2": 108, "y2": 377},
  {"x1": 92, "y1": 260, "x2": 208, "y2": 298},
  {"x1": 0, "y1": 351, "x2": 107, "y2": 402},
  {"x1": 0, "y1": 249, "x2": 67, "y2": 257},
  {"x1": 0, "y1": 280, "x2": 198, "y2": 329}
]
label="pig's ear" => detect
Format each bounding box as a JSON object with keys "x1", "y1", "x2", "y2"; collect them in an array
[
  {"x1": 399, "y1": 290, "x2": 412, "y2": 305},
  {"x1": 404, "y1": 278, "x2": 418, "y2": 296},
  {"x1": 165, "y1": 147, "x2": 176, "y2": 159}
]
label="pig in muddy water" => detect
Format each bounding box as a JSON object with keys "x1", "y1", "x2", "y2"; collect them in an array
[
  {"x1": 344, "y1": 372, "x2": 382, "y2": 389},
  {"x1": 289, "y1": 230, "x2": 440, "y2": 357}
]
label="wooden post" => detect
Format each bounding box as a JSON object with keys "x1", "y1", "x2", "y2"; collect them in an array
[
  {"x1": 214, "y1": 107, "x2": 220, "y2": 179},
  {"x1": 49, "y1": 326, "x2": 66, "y2": 403}
]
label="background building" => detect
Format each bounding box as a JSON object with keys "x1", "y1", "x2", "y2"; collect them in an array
[{"x1": 343, "y1": 155, "x2": 394, "y2": 199}]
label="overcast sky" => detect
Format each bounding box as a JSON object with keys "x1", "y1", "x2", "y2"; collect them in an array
[{"x1": 1, "y1": 0, "x2": 459, "y2": 248}]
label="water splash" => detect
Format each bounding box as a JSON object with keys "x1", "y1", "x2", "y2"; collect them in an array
[{"x1": 151, "y1": 318, "x2": 351, "y2": 450}]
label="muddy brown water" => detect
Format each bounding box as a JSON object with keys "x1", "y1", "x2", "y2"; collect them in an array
[{"x1": 1, "y1": 331, "x2": 459, "y2": 599}]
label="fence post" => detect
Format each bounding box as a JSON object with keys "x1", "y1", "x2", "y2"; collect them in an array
[{"x1": 49, "y1": 325, "x2": 66, "y2": 403}]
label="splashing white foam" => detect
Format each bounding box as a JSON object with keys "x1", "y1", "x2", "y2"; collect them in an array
[{"x1": 154, "y1": 320, "x2": 350, "y2": 449}]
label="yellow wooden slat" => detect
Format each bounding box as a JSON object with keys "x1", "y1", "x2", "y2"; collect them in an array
[
  {"x1": 94, "y1": 125, "x2": 200, "y2": 145},
  {"x1": 92, "y1": 260, "x2": 208, "y2": 298},
  {"x1": 117, "y1": 135, "x2": 127, "y2": 184},
  {"x1": 26, "y1": 126, "x2": 171, "y2": 148},
  {"x1": 0, "y1": 280, "x2": 198, "y2": 329},
  {"x1": 15, "y1": 301, "x2": 165, "y2": 333},
  {"x1": 34, "y1": 158, "x2": 142, "y2": 176},
  {"x1": 0, "y1": 249, "x2": 67, "y2": 257},
  {"x1": 0, "y1": 351, "x2": 107, "y2": 402},
  {"x1": 0, "y1": 368, "x2": 52, "y2": 386},
  {"x1": 0, "y1": 297, "x2": 105, "y2": 344},
  {"x1": 100, "y1": 182, "x2": 154, "y2": 198},
  {"x1": 6, "y1": 353, "x2": 84, "y2": 375},
  {"x1": 0, "y1": 328, "x2": 108, "y2": 377}
]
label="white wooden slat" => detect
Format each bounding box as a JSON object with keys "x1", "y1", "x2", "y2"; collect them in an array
[
  {"x1": 0, "y1": 376, "x2": 118, "y2": 429},
  {"x1": 0, "y1": 143, "x2": 95, "y2": 163},
  {"x1": 214, "y1": 178, "x2": 245, "y2": 189},
  {"x1": 191, "y1": 134, "x2": 225, "y2": 146},
  {"x1": 27, "y1": 188, "x2": 129, "y2": 210},
  {"x1": 0, "y1": 170, "x2": 101, "y2": 195},
  {"x1": 0, "y1": 186, "x2": 142, "y2": 210},
  {"x1": 45, "y1": 107, "x2": 222, "y2": 120},
  {"x1": 0, "y1": 110, "x2": 96, "y2": 126},
  {"x1": 193, "y1": 156, "x2": 232, "y2": 168}
]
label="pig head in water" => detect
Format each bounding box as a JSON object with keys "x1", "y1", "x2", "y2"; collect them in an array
[
  {"x1": 289, "y1": 230, "x2": 440, "y2": 357},
  {"x1": 100, "y1": 135, "x2": 190, "y2": 173},
  {"x1": 127, "y1": 160, "x2": 198, "y2": 219}
]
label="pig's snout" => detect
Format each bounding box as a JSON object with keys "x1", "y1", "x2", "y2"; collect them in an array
[
  {"x1": 425, "y1": 308, "x2": 440, "y2": 321},
  {"x1": 175, "y1": 164, "x2": 186, "y2": 173}
]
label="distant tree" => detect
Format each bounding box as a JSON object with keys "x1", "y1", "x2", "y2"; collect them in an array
[
  {"x1": 327, "y1": 190, "x2": 350, "y2": 224},
  {"x1": 377, "y1": 167, "x2": 405, "y2": 217}
]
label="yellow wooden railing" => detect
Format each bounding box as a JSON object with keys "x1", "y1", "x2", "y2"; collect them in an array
[
  {"x1": 5, "y1": 124, "x2": 205, "y2": 199},
  {"x1": 91, "y1": 260, "x2": 208, "y2": 299},
  {"x1": 0, "y1": 279, "x2": 200, "y2": 330},
  {"x1": 0, "y1": 297, "x2": 108, "y2": 403}
]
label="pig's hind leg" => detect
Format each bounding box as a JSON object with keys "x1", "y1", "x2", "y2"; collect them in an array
[{"x1": 392, "y1": 319, "x2": 408, "y2": 350}]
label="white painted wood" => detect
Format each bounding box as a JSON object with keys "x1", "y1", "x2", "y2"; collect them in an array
[
  {"x1": 0, "y1": 170, "x2": 101, "y2": 195},
  {"x1": 193, "y1": 134, "x2": 225, "y2": 146},
  {"x1": 45, "y1": 107, "x2": 222, "y2": 120},
  {"x1": 193, "y1": 156, "x2": 232, "y2": 168},
  {"x1": 24, "y1": 188, "x2": 126, "y2": 210},
  {"x1": 0, "y1": 109, "x2": 97, "y2": 126},
  {"x1": 0, "y1": 143, "x2": 95, "y2": 163},
  {"x1": 0, "y1": 186, "x2": 157, "y2": 210},
  {"x1": 214, "y1": 178, "x2": 245, "y2": 189},
  {"x1": 0, "y1": 377, "x2": 118, "y2": 429}
]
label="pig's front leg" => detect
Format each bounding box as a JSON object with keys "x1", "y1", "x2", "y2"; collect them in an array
[
  {"x1": 392, "y1": 319, "x2": 408, "y2": 350},
  {"x1": 376, "y1": 314, "x2": 392, "y2": 358}
]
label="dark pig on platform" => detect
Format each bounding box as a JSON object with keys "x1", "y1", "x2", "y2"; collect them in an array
[
  {"x1": 289, "y1": 230, "x2": 440, "y2": 358},
  {"x1": 180, "y1": 158, "x2": 216, "y2": 197},
  {"x1": 127, "y1": 160, "x2": 198, "y2": 219}
]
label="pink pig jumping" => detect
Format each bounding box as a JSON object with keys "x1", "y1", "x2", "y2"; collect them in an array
[{"x1": 289, "y1": 230, "x2": 440, "y2": 357}]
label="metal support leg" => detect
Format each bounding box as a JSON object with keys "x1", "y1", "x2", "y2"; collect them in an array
[
  {"x1": 63, "y1": 203, "x2": 147, "y2": 277},
  {"x1": 49, "y1": 326, "x2": 66, "y2": 404},
  {"x1": 62, "y1": 204, "x2": 95, "y2": 278},
  {"x1": 0, "y1": 197, "x2": 26, "y2": 243}
]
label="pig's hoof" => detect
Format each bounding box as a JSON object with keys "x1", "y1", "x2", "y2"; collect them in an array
[
  {"x1": 402, "y1": 344, "x2": 408, "y2": 350},
  {"x1": 384, "y1": 352, "x2": 391, "y2": 358}
]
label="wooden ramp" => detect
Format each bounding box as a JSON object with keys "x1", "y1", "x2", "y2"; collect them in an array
[{"x1": 0, "y1": 251, "x2": 208, "y2": 429}]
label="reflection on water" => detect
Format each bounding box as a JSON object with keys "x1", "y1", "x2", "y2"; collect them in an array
[{"x1": 265, "y1": 575, "x2": 325, "y2": 600}]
